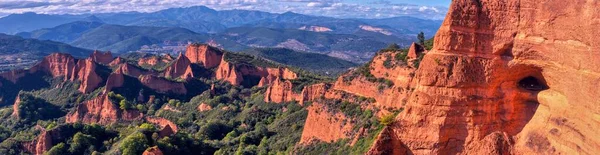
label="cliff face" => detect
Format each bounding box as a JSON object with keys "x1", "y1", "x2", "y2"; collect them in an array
[
  {"x1": 185, "y1": 44, "x2": 223, "y2": 68},
  {"x1": 22, "y1": 129, "x2": 55, "y2": 155},
  {"x1": 139, "y1": 75, "x2": 187, "y2": 95},
  {"x1": 90, "y1": 51, "x2": 113, "y2": 65},
  {"x1": 34, "y1": 53, "x2": 77, "y2": 79},
  {"x1": 299, "y1": 102, "x2": 355, "y2": 145},
  {"x1": 66, "y1": 95, "x2": 142, "y2": 125},
  {"x1": 164, "y1": 53, "x2": 194, "y2": 79},
  {"x1": 71, "y1": 58, "x2": 102, "y2": 93},
  {"x1": 377, "y1": 0, "x2": 600, "y2": 154},
  {"x1": 215, "y1": 57, "x2": 243, "y2": 85},
  {"x1": 264, "y1": 79, "x2": 299, "y2": 103}
]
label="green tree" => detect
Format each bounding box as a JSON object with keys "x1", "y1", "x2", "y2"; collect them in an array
[
  {"x1": 46, "y1": 143, "x2": 67, "y2": 155},
  {"x1": 69, "y1": 132, "x2": 96, "y2": 154},
  {"x1": 417, "y1": 32, "x2": 425, "y2": 46},
  {"x1": 120, "y1": 100, "x2": 132, "y2": 110},
  {"x1": 120, "y1": 132, "x2": 149, "y2": 155}
]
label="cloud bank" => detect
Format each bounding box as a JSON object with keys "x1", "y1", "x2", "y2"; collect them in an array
[{"x1": 0, "y1": 0, "x2": 448, "y2": 19}]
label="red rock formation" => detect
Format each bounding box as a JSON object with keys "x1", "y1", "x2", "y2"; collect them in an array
[
  {"x1": 104, "y1": 70, "x2": 125, "y2": 93},
  {"x1": 117, "y1": 63, "x2": 146, "y2": 77},
  {"x1": 66, "y1": 95, "x2": 142, "y2": 125},
  {"x1": 185, "y1": 44, "x2": 223, "y2": 68},
  {"x1": 138, "y1": 56, "x2": 160, "y2": 66},
  {"x1": 299, "y1": 83, "x2": 330, "y2": 105},
  {"x1": 0, "y1": 69, "x2": 28, "y2": 83},
  {"x1": 407, "y1": 42, "x2": 425, "y2": 59},
  {"x1": 108, "y1": 57, "x2": 125, "y2": 66},
  {"x1": 35, "y1": 53, "x2": 77, "y2": 79},
  {"x1": 90, "y1": 50, "x2": 113, "y2": 65},
  {"x1": 11, "y1": 94, "x2": 21, "y2": 118},
  {"x1": 70, "y1": 58, "x2": 102, "y2": 93},
  {"x1": 299, "y1": 102, "x2": 354, "y2": 144},
  {"x1": 215, "y1": 57, "x2": 243, "y2": 85},
  {"x1": 372, "y1": 0, "x2": 600, "y2": 154},
  {"x1": 197, "y1": 103, "x2": 212, "y2": 112},
  {"x1": 164, "y1": 53, "x2": 194, "y2": 79},
  {"x1": 139, "y1": 75, "x2": 187, "y2": 95},
  {"x1": 264, "y1": 79, "x2": 299, "y2": 103},
  {"x1": 143, "y1": 146, "x2": 164, "y2": 155},
  {"x1": 366, "y1": 127, "x2": 410, "y2": 155},
  {"x1": 22, "y1": 130, "x2": 53, "y2": 155},
  {"x1": 146, "y1": 117, "x2": 178, "y2": 137}
]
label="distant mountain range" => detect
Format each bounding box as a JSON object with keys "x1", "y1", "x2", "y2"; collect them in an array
[
  {"x1": 0, "y1": 6, "x2": 441, "y2": 37},
  {"x1": 0, "y1": 5, "x2": 442, "y2": 63},
  {"x1": 17, "y1": 21, "x2": 412, "y2": 62},
  {"x1": 0, "y1": 33, "x2": 92, "y2": 57}
]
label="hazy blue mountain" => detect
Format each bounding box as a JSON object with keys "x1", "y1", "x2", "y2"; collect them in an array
[
  {"x1": 0, "y1": 33, "x2": 92, "y2": 57},
  {"x1": 0, "y1": 12, "x2": 86, "y2": 34},
  {"x1": 17, "y1": 21, "x2": 105, "y2": 43},
  {"x1": 0, "y1": 6, "x2": 441, "y2": 38},
  {"x1": 18, "y1": 21, "x2": 406, "y2": 61}
]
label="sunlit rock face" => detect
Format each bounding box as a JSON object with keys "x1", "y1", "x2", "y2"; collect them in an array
[{"x1": 377, "y1": 0, "x2": 600, "y2": 154}]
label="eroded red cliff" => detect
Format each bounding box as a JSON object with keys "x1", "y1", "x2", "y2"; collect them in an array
[
  {"x1": 163, "y1": 53, "x2": 194, "y2": 79},
  {"x1": 371, "y1": 0, "x2": 600, "y2": 154},
  {"x1": 185, "y1": 44, "x2": 223, "y2": 68},
  {"x1": 66, "y1": 94, "x2": 143, "y2": 125},
  {"x1": 299, "y1": 102, "x2": 355, "y2": 145},
  {"x1": 139, "y1": 75, "x2": 187, "y2": 95},
  {"x1": 90, "y1": 50, "x2": 113, "y2": 65}
]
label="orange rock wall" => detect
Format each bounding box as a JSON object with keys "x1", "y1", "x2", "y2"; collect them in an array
[
  {"x1": 66, "y1": 95, "x2": 142, "y2": 125},
  {"x1": 185, "y1": 44, "x2": 223, "y2": 68},
  {"x1": 299, "y1": 102, "x2": 354, "y2": 144},
  {"x1": 139, "y1": 75, "x2": 187, "y2": 95},
  {"x1": 378, "y1": 0, "x2": 600, "y2": 154}
]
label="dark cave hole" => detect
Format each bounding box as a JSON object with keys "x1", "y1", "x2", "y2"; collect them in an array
[{"x1": 518, "y1": 76, "x2": 548, "y2": 91}]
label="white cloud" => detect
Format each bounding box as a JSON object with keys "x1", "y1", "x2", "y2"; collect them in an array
[{"x1": 0, "y1": 0, "x2": 448, "y2": 19}]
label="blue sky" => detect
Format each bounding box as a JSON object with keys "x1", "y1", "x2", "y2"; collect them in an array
[{"x1": 0, "y1": 0, "x2": 451, "y2": 19}]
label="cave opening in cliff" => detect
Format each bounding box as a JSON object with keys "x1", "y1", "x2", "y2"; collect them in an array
[{"x1": 518, "y1": 76, "x2": 547, "y2": 91}]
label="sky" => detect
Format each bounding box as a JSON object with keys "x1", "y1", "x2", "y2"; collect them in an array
[{"x1": 0, "y1": 0, "x2": 451, "y2": 19}]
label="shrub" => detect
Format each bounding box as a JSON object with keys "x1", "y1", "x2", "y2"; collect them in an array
[
  {"x1": 380, "y1": 114, "x2": 396, "y2": 126},
  {"x1": 119, "y1": 132, "x2": 149, "y2": 155}
]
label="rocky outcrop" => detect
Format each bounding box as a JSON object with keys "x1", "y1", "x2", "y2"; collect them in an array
[
  {"x1": 117, "y1": 63, "x2": 147, "y2": 77},
  {"x1": 139, "y1": 75, "x2": 187, "y2": 95},
  {"x1": 299, "y1": 83, "x2": 330, "y2": 105},
  {"x1": 22, "y1": 129, "x2": 54, "y2": 155},
  {"x1": 66, "y1": 95, "x2": 142, "y2": 125},
  {"x1": 299, "y1": 102, "x2": 354, "y2": 145},
  {"x1": 215, "y1": 57, "x2": 243, "y2": 85},
  {"x1": 11, "y1": 94, "x2": 21, "y2": 118},
  {"x1": 185, "y1": 44, "x2": 223, "y2": 68},
  {"x1": 197, "y1": 103, "x2": 212, "y2": 112},
  {"x1": 90, "y1": 50, "x2": 113, "y2": 65},
  {"x1": 366, "y1": 126, "x2": 410, "y2": 155},
  {"x1": 104, "y1": 70, "x2": 125, "y2": 93},
  {"x1": 146, "y1": 117, "x2": 178, "y2": 137},
  {"x1": 406, "y1": 42, "x2": 425, "y2": 59},
  {"x1": 264, "y1": 79, "x2": 299, "y2": 103},
  {"x1": 34, "y1": 53, "x2": 77, "y2": 79},
  {"x1": 163, "y1": 53, "x2": 194, "y2": 79},
  {"x1": 71, "y1": 58, "x2": 102, "y2": 93},
  {"x1": 109, "y1": 57, "x2": 125, "y2": 66},
  {"x1": 372, "y1": 0, "x2": 600, "y2": 154},
  {"x1": 143, "y1": 146, "x2": 164, "y2": 155}
]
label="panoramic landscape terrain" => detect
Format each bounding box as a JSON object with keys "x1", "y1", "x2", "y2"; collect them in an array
[{"x1": 0, "y1": 0, "x2": 598, "y2": 155}]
